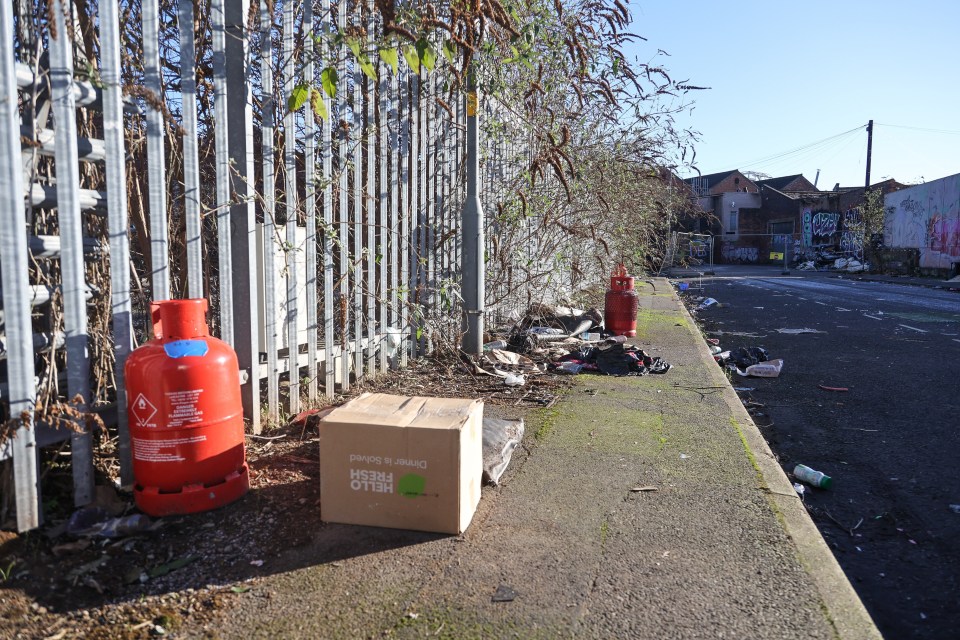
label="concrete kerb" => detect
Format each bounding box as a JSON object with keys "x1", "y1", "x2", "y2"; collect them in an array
[{"x1": 658, "y1": 277, "x2": 882, "y2": 640}]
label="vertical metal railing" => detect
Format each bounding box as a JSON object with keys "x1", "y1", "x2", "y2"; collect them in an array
[
  {"x1": 50, "y1": 0, "x2": 94, "y2": 507},
  {"x1": 259, "y1": 0, "x2": 279, "y2": 416},
  {"x1": 100, "y1": 0, "x2": 133, "y2": 488},
  {"x1": 304, "y1": 0, "x2": 319, "y2": 402},
  {"x1": 282, "y1": 0, "x2": 300, "y2": 415},
  {"x1": 179, "y1": 0, "x2": 203, "y2": 300},
  {"x1": 0, "y1": 0, "x2": 39, "y2": 532},
  {"x1": 143, "y1": 0, "x2": 169, "y2": 302},
  {"x1": 321, "y1": 0, "x2": 336, "y2": 398}
]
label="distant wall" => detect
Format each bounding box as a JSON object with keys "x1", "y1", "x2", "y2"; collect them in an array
[{"x1": 884, "y1": 173, "x2": 960, "y2": 272}]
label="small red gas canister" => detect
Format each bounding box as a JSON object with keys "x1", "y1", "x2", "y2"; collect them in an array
[
  {"x1": 125, "y1": 299, "x2": 248, "y2": 516},
  {"x1": 604, "y1": 264, "x2": 639, "y2": 337}
]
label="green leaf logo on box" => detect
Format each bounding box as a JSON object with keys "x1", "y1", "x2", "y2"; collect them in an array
[{"x1": 398, "y1": 473, "x2": 426, "y2": 498}]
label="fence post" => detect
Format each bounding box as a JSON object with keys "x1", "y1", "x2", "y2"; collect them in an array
[
  {"x1": 304, "y1": 0, "x2": 318, "y2": 402},
  {"x1": 211, "y1": 0, "x2": 234, "y2": 346},
  {"x1": 0, "y1": 0, "x2": 39, "y2": 531},
  {"x1": 142, "y1": 0, "x2": 170, "y2": 302},
  {"x1": 321, "y1": 0, "x2": 336, "y2": 398},
  {"x1": 224, "y1": 0, "x2": 261, "y2": 433},
  {"x1": 50, "y1": 0, "x2": 94, "y2": 507},
  {"x1": 257, "y1": 0, "x2": 279, "y2": 418},
  {"x1": 100, "y1": 0, "x2": 134, "y2": 487},
  {"x1": 461, "y1": 70, "x2": 484, "y2": 356},
  {"x1": 282, "y1": 0, "x2": 300, "y2": 415},
  {"x1": 179, "y1": 0, "x2": 203, "y2": 299}
]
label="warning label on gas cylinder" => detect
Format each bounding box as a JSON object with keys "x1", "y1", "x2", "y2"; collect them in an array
[
  {"x1": 131, "y1": 393, "x2": 158, "y2": 427},
  {"x1": 164, "y1": 388, "x2": 204, "y2": 428},
  {"x1": 132, "y1": 435, "x2": 207, "y2": 463}
]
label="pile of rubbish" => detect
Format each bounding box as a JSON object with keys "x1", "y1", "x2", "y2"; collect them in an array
[
  {"x1": 795, "y1": 255, "x2": 869, "y2": 273},
  {"x1": 478, "y1": 303, "x2": 671, "y2": 382},
  {"x1": 712, "y1": 346, "x2": 783, "y2": 378}
]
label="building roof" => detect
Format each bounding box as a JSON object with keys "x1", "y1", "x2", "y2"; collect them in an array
[
  {"x1": 682, "y1": 169, "x2": 741, "y2": 189},
  {"x1": 755, "y1": 175, "x2": 816, "y2": 192}
]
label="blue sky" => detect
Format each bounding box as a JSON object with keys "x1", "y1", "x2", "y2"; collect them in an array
[{"x1": 627, "y1": 0, "x2": 960, "y2": 188}]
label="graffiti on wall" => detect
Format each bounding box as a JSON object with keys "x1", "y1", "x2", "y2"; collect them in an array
[
  {"x1": 885, "y1": 173, "x2": 960, "y2": 269},
  {"x1": 841, "y1": 209, "x2": 864, "y2": 256},
  {"x1": 802, "y1": 209, "x2": 813, "y2": 248},
  {"x1": 721, "y1": 243, "x2": 758, "y2": 263},
  {"x1": 811, "y1": 212, "x2": 839, "y2": 238}
]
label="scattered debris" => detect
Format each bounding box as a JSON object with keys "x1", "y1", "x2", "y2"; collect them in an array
[
  {"x1": 737, "y1": 359, "x2": 783, "y2": 378},
  {"x1": 629, "y1": 486, "x2": 658, "y2": 492},
  {"x1": 793, "y1": 483, "x2": 806, "y2": 497},
  {"x1": 793, "y1": 464, "x2": 832, "y2": 489},
  {"x1": 503, "y1": 374, "x2": 526, "y2": 387},
  {"x1": 696, "y1": 297, "x2": 718, "y2": 311},
  {"x1": 818, "y1": 385, "x2": 849, "y2": 392},
  {"x1": 733, "y1": 387, "x2": 755, "y2": 392},
  {"x1": 66, "y1": 507, "x2": 155, "y2": 539},
  {"x1": 492, "y1": 585, "x2": 518, "y2": 603},
  {"x1": 776, "y1": 328, "x2": 827, "y2": 334},
  {"x1": 949, "y1": 504, "x2": 960, "y2": 514}
]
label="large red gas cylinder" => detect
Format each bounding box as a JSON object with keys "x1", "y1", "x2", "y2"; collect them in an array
[
  {"x1": 604, "y1": 264, "x2": 639, "y2": 337},
  {"x1": 125, "y1": 299, "x2": 248, "y2": 516}
]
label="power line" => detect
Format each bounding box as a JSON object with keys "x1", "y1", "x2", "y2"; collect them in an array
[
  {"x1": 735, "y1": 125, "x2": 865, "y2": 169},
  {"x1": 875, "y1": 123, "x2": 960, "y2": 136}
]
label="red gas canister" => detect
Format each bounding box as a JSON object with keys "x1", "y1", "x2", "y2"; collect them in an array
[
  {"x1": 125, "y1": 299, "x2": 248, "y2": 516},
  {"x1": 604, "y1": 264, "x2": 639, "y2": 337}
]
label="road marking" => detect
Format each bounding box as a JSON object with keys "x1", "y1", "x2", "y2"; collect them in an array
[
  {"x1": 863, "y1": 314, "x2": 883, "y2": 320},
  {"x1": 836, "y1": 307, "x2": 851, "y2": 312},
  {"x1": 898, "y1": 324, "x2": 928, "y2": 333},
  {"x1": 953, "y1": 338, "x2": 960, "y2": 344},
  {"x1": 815, "y1": 301, "x2": 829, "y2": 306}
]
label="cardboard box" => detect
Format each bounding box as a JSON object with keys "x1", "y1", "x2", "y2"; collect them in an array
[{"x1": 319, "y1": 393, "x2": 483, "y2": 534}]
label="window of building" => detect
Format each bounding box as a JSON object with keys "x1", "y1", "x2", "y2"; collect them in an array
[{"x1": 727, "y1": 211, "x2": 738, "y2": 234}]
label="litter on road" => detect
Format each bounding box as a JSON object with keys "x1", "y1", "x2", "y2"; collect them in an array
[{"x1": 776, "y1": 328, "x2": 827, "y2": 334}]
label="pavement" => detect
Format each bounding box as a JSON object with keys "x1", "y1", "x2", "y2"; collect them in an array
[{"x1": 205, "y1": 278, "x2": 881, "y2": 639}]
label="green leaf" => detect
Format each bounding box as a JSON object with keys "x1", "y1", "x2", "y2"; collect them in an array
[
  {"x1": 416, "y1": 327, "x2": 423, "y2": 341},
  {"x1": 379, "y1": 47, "x2": 399, "y2": 75},
  {"x1": 310, "y1": 88, "x2": 328, "y2": 121},
  {"x1": 346, "y1": 37, "x2": 361, "y2": 59},
  {"x1": 321, "y1": 67, "x2": 338, "y2": 99},
  {"x1": 358, "y1": 54, "x2": 377, "y2": 81},
  {"x1": 402, "y1": 44, "x2": 420, "y2": 72},
  {"x1": 231, "y1": 586, "x2": 251, "y2": 594},
  {"x1": 416, "y1": 38, "x2": 436, "y2": 71},
  {"x1": 442, "y1": 39, "x2": 456, "y2": 64},
  {"x1": 287, "y1": 83, "x2": 310, "y2": 112}
]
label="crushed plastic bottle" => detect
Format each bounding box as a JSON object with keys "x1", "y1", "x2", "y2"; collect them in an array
[{"x1": 793, "y1": 464, "x2": 832, "y2": 489}]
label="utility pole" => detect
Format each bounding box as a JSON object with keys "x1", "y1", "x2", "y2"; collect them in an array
[
  {"x1": 461, "y1": 71, "x2": 484, "y2": 356},
  {"x1": 865, "y1": 119, "x2": 873, "y2": 189}
]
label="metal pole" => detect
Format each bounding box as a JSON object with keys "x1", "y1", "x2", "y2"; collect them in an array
[
  {"x1": 0, "y1": 0, "x2": 39, "y2": 530},
  {"x1": 304, "y1": 0, "x2": 318, "y2": 401},
  {"x1": 865, "y1": 119, "x2": 873, "y2": 190},
  {"x1": 461, "y1": 71, "x2": 484, "y2": 356}
]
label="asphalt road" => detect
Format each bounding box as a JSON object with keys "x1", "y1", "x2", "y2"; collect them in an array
[{"x1": 689, "y1": 269, "x2": 960, "y2": 640}]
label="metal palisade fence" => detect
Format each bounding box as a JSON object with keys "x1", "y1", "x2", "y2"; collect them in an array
[{"x1": 0, "y1": 0, "x2": 537, "y2": 531}]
